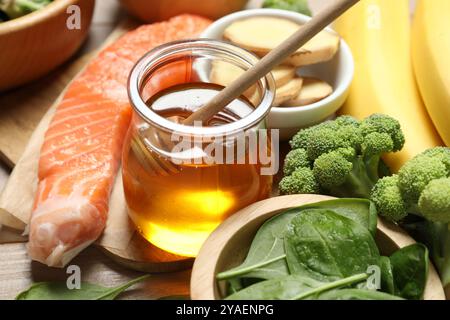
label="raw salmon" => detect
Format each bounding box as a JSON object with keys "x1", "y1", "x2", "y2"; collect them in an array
[{"x1": 28, "y1": 15, "x2": 211, "y2": 267}]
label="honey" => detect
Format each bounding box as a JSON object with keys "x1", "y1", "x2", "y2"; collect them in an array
[{"x1": 123, "y1": 83, "x2": 273, "y2": 257}]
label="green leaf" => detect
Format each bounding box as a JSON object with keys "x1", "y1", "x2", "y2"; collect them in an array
[
  {"x1": 284, "y1": 210, "x2": 380, "y2": 282},
  {"x1": 297, "y1": 198, "x2": 378, "y2": 236},
  {"x1": 389, "y1": 243, "x2": 429, "y2": 300},
  {"x1": 403, "y1": 220, "x2": 450, "y2": 289},
  {"x1": 217, "y1": 199, "x2": 377, "y2": 281},
  {"x1": 217, "y1": 209, "x2": 296, "y2": 281},
  {"x1": 226, "y1": 273, "x2": 368, "y2": 300},
  {"x1": 262, "y1": 0, "x2": 312, "y2": 16},
  {"x1": 16, "y1": 275, "x2": 150, "y2": 300},
  {"x1": 379, "y1": 256, "x2": 395, "y2": 294},
  {"x1": 317, "y1": 289, "x2": 403, "y2": 300}
]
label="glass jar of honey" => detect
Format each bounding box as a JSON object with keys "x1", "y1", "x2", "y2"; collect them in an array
[{"x1": 125, "y1": 40, "x2": 276, "y2": 257}]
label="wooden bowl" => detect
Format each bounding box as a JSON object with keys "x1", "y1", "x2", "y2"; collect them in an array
[
  {"x1": 191, "y1": 194, "x2": 446, "y2": 300},
  {"x1": 0, "y1": 0, "x2": 95, "y2": 91},
  {"x1": 119, "y1": 0, "x2": 248, "y2": 22}
]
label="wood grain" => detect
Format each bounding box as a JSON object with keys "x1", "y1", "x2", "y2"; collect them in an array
[
  {"x1": 0, "y1": 243, "x2": 190, "y2": 300},
  {"x1": 191, "y1": 194, "x2": 446, "y2": 300}
]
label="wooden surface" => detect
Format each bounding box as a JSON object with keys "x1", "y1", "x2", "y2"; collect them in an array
[
  {"x1": 0, "y1": 0, "x2": 425, "y2": 301},
  {"x1": 191, "y1": 194, "x2": 445, "y2": 300},
  {"x1": 0, "y1": 243, "x2": 190, "y2": 300}
]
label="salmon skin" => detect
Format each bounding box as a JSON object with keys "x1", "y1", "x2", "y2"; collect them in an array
[{"x1": 28, "y1": 15, "x2": 211, "y2": 267}]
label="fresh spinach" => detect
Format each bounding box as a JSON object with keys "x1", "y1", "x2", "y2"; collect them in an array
[
  {"x1": 379, "y1": 256, "x2": 395, "y2": 294},
  {"x1": 298, "y1": 198, "x2": 378, "y2": 236},
  {"x1": 217, "y1": 199, "x2": 377, "y2": 281},
  {"x1": 226, "y1": 273, "x2": 368, "y2": 300},
  {"x1": 16, "y1": 275, "x2": 150, "y2": 300},
  {"x1": 284, "y1": 210, "x2": 380, "y2": 282},
  {"x1": 390, "y1": 243, "x2": 429, "y2": 300},
  {"x1": 317, "y1": 289, "x2": 403, "y2": 300}
]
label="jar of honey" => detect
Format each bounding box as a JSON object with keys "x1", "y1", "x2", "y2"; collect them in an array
[{"x1": 125, "y1": 40, "x2": 276, "y2": 257}]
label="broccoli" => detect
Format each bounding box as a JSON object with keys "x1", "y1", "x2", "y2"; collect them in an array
[
  {"x1": 262, "y1": 0, "x2": 312, "y2": 16},
  {"x1": 280, "y1": 114, "x2": 405, "y2": 198},
  {"x1": 371, "y1": 147, "x2": 450, "y2": 224}
]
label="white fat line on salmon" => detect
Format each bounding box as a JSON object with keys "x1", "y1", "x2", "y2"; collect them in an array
[
  {"x1": 31, "y1": 194, "x2": 101, "y2": 221},
  {"x1": 44, "y1": 116, "x2": 117, "y2": 141},
  {"x1": 50, "y1": 165, "x2": 111, "y2": 194},
  {"x1": 40, "y1": 127, "x2": 113, "y2": 157},
  {"x1": 49, "y1": 109, "x2": 118, "y2": 128},
  {"x1": 54, "y1": 99, "x2": 112, "y2": 116},
  {"x1": 43, "y1": 145, "x2": 111, "y2": 173}
]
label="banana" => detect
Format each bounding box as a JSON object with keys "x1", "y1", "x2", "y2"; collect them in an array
[
  {"x1": 412, "y1": 0, "x2": 450, "y2": 146},
  {"x1": 334, "y1": 0, "x2": 443, "y2": 172}
]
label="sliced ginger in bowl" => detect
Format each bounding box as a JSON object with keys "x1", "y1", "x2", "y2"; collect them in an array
[
  {"x1": 283, "y1": 77, "x2": 333, "y2": 107},
  {"x1": 223, "y1": 16, "x2": 340, "y2": 67},
  {"x1": 273, "y1": 77, "x2": 303, "y2": 107}
]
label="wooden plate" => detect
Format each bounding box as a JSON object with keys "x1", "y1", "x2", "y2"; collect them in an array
[{"x1": 190, "y1": 194, "x2": 446, "y2": 300}]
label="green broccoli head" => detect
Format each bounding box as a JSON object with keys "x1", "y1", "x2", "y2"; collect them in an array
[
  {"x1": 283, "y1": 148, "x2": 310, "y2": 176},
  {"x1": 361, "y1": 132, "x2": 394, "y2": 158},
  {"x1": 360, "y1": 114, "x2": 405, "y2": 152},
  {"x1": 282, "y1": 114, "x2": 404, "y2": 199},
  {"x1": 279, "y1": 167, "x2": 320, "y2": 195},
  {"x1": 371, "y1": 147, "x2": 450, "y2": 224},
  {"x1": 313, "y1": 150, "x2": 353, "y2": 189},
  {"x1": 418, "y1": 177, "x2": 450, "y2": 223},
  {"x1": 398, "y1": 153, "x2": 448, "y2": 205},
  {"x1": 371, "y1": 175, "x2": 408, "y2": 222}
]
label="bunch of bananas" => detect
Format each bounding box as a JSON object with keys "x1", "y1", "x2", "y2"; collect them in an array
[{"x1": 334, "y1": 0, "x2": 449, "y2": 172}]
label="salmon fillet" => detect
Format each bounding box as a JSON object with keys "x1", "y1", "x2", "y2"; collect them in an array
[{"x1": 28, "y1": 15, "x2": 211, "y2": 267}]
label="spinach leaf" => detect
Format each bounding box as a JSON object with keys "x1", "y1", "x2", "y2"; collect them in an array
[
  {"x1": 217, "y1": 210, "x2": 297, "y2": 280},
  {"x1": 379, "y1": 256, "x2": 395, "y2": 294},
  {"x1": 389, "y1": 243, "x2": 429, "y2": 300},
  {"x1": 299, "y1": 198, "x2": 378, "y2": 236},
  {"x1": 217, "y1": 199, "x2": 377, "y2": 281},
  {"x1": 226, "y1": 273, "x2": 368, "y2": 300},
  {"x1": 284, "y1": 210, "x2": 380, "y2": 282},
  {"x1": 16, "y1": 275, "x2": 150, "y2": 300},
  {"x1": 317, "y1": 289, "x2": 403, "y2": 300},
  {"x1": 402, "y1": 219, "x2": 450, "y2": 290}
]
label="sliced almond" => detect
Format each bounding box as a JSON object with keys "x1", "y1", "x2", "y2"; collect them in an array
[
  {"x1": 283, "y1": 77, "x2": 333, "y2": 107},
  {"x1": 223, "y1": 17, "x2": 340, "y2": 67},
  {"x1": 210, "y1": 60, "x2": 256, "y2": 99},
  {"x1": 272, "y1": 66, "x2": 296, "y2": 88},
  {"x1": 273, "y1": 77, "x2": 303, "y2": 107}
]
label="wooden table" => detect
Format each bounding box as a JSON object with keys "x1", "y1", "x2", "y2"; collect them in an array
[{"x1": 0, "y1": 0, "x2": 417, "y2": 300}]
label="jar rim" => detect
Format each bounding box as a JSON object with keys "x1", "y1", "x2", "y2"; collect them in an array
[{"x1": 128, "y1": 39, "x2": 275, "y2": 137}]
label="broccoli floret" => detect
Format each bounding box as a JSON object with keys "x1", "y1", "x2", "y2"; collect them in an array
[
  {"x1": 371, "y1": 147, "x2": 450, "y2": 224},
  {"x1": 371, "y1": 175, "x2": 407, "y2": 221},
  {"x1": 418, "y1": 178, "x2": 450, "y2": 223},
  {"x1": 281, "y1": 114, "x2": 404, "y2": 198},
  {"x1": 283, "y1": 148, "x2": 310, "y2": 176},
  {"x1": 263, "y1": 0, "x2": 312, "y2": 16},
  {"x1": 313, "y1": 150, "x2": 353, "y2": 189},
  {"x1": 360, "y1": 114, "x2": 405, "y2": 152},
  {"x1": 398, "y1": 154, "x2": 448, "y2": 205},
  {"x1": 279, "y1": 167, "x2": 320, "y2": 195}
]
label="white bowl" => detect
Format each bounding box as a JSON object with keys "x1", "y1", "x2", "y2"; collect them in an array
[{"x1": 200, "y1": 8, "x2": 354, "y2": 140}]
